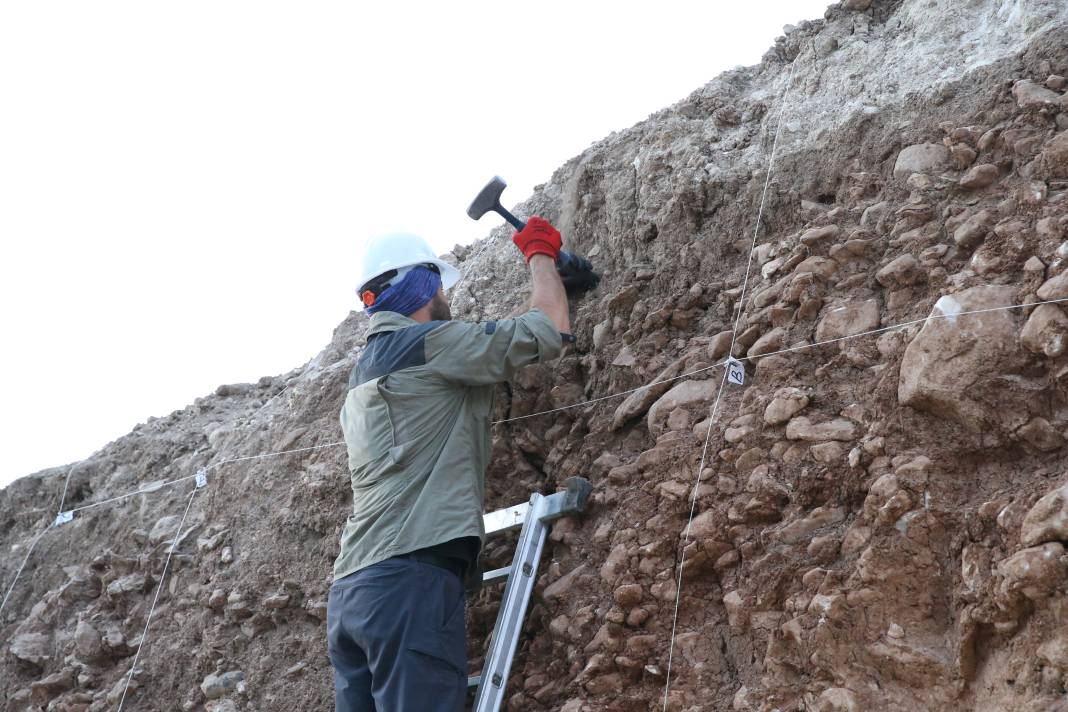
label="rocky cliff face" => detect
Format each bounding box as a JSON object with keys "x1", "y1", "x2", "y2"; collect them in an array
[{"x1": 4, "y1": 1, "x2": 1068, "y2": 710}]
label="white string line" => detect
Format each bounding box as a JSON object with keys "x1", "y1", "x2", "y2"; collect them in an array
[
  {"x1": 496, "y1": 295, "x2": 1068, "y2": 426},
  {"x1": 116, "y1": 483, "x2": 199, "y2": 712},
  {"x1": 661, "y1": 54, "x2": 800, "y2": 711},
  {"x1": 65, "y1": 441, "x2": 347, "y2": 515},
  {"x1": 56, "y1": 465, "x2": 75, "y2": 516},
  {"x1": 661, "y1": 368, "x2": 730, "y2": 709},
  {"x1": 725, "y1": 59, "x2": 799, "y2": 360},
  {"x1": 0, "y1": 522, "x2": 55, "y2": 618}
]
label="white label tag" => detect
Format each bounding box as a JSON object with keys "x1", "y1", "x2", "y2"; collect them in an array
[
  {"x1": 54, "y1": 511, "x2": 74, "y2": 526},
  {"x1": 195, "y1": 470, "x2": 208, "y2": 489},
  {"x1": 726, "y1": 358, "x2": 745, "y2": 386}
]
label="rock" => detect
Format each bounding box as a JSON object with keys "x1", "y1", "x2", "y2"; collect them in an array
[
  {"x1": 613, "y1": 583, "x2": 643, "y2": 608},
  {"x1": 29, "y1": 668, "x2": 75, "y2": 703},
  {"x1": 149, "y1": 515, "x2": 183, "y2": 545},
  {"x1": 764, "y1": 388, "x2": 810, "y2": 425},
  {"x1": 899, "y1": 286, "x2": 1028, "y2": 436},
  {"x1": 1038, "y1": 271, "x2": 1068, "y2": 301},
  {"x1": 815, "y1": 300, "x2": 880, "y2": 342},
  {"x1": 723, "y1": 590, "x2": 748, "y2": 628},
  {"x1": 953, "y1": 210, "x2": 993, "y2": 249},
  {"x1": 611, "y1": 346, "x2": 636, "y2": 367},
  {"x1": 1018, "y1": 418, "x2": 1065, "y2": 452},
  {"x1": 201, "y1": 670, "x2": 245, "y2": 700},
  {"x1": 9, "y1": 632, "x2": 51, "y2": 665},
  {"x1": 841, "y1": 0, "x2": 872, "y2": 9},
  {"x1": 1013, "y1": 79, "x2": 1062, "y2": 109},
  {"x1": 647, "y1": 379, "x2": 717, "y2": 436},
  {"x1": 206, "y1": 701, "x2": 240, "y2": 712},
  {"x1": 958, "y1": 163, "x2": 999, "y2": 190},
  {"x1": 74, "y1": 620, "x2": 103, "y2": 660},
  {"x1": 107, "y1": 573, "x2": 147, "y2": 597},
  {"x1": 998, "y1": 542, "x2": 1066, "y2": 600},
  {"x1": 263, "y1": 592, "x2": 291, "y2": 609},
  {"x1": 893, "y1": 144, "x2": 949, "y2": 178},
  {"x1": 611, "y1": 356, "x2": 689, "y2": 429},
  {"x1": 1021, "y1": 304, "x2": 1068, "y2": 357},
  {"x1": 785, "y1": 417, "x2": 859, "y2": 442},
  {"x1": 547, "y1": 563, "x2": 589, "y2": 599},
  {"x1": 816, "y1": 687, "x2": 859, "y2": 712},
  {"x1": 709, "y1": 330, "x2": 734, "y2": 360},
  {"x1": 800, "y1": 225, "x2": 842, "y2": 247},
  {"x1": 747, "y1": 327, "x2": 786, "y2": 357},
  {"x1": 1041, "y1": 131, "x2": 1068, "y2": 179},
  {"x1": 876, "y1": 254, "x2": 924, "y2": 288},
  {"x1": 1021, "y1": 483, "x2": 1068, "y2": 547}
]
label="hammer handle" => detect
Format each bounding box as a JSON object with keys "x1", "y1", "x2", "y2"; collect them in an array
[{"x1": 494, "y1": 205, "x2": 526, "y2": 232}]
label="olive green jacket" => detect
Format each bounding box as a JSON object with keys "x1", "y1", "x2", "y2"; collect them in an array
[{"x1": 334, "y1": 308, "x2": 563, "y2": 586}]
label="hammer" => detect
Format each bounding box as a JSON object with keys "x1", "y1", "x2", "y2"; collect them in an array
[{"x1": 467, "y1": 176, "x2": 600, "y2": 293}]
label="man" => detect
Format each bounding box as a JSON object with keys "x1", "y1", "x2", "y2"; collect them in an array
[{"x1": 327, "y1": 217, "x2": 574, "y2": 711}]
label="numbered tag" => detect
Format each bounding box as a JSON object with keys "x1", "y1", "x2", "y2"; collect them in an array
[
  {"x1": 726, "y1": 358, "x2": 745, "y2": 386},
  {"x1": 54, "y1": 511, "x2": 74, "y2": 526},
  {"x1": 195, "y1": 470, "x2": 208, "y2": 489}
]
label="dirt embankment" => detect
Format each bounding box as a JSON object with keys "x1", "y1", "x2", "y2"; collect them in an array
[{"x1": 3, "y1": 1, "x2": 1068, "y2": 710}]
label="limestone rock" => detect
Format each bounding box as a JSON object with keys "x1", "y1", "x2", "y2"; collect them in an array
[
  {"x1": 1039, "y1": 131, "x2": 1068, "y2": 179},
  {"x1": 876, "y1": 254, "x2": 924, "y2": 288},
  {"x1": 1013, "y1": 79, "x2": 1062, "y2": 109},
  {"x1": 647, "y1": 378, "x2": 717, "y2": 436},
  {"x1": 74, "y1": 620, "x2": 104, "y2": 660},
  {"x1": 1038, "y1": 271, "x2": 1068, "y2": 301},
  {"x1": 747, "y1": 327, "x2": 786, "y2": 357},
  {"x1": 815, "y1": 300, "x2": 880, "y2": 342},
  {"x1": 201, "y1": 671, "x2": 245, "y2": 700},
  {"x1": 1021, "y1": 483, "x2": 1068, "y2": 547},
  {"x1": 149, "y1": 514, "x2": 183, "y2": 545},
  {"x1": 953, "y1": 210, "x2": 993, "y2": 249},
  {"x1": 998, "y1": 542, "x2": 1066, "y2": 600},
  {"x1": 893, "y1": 144, "x2": 949, "y2": 178},
  {"x1": 785, "y1": 417, "x2": 859, "y2": 442},
  {"x1": 899, "y1": 286, "x2": 1029, "y2": 436},
  {"x1": 1018, "y1": 417, "x2": 1065, "y2": 452},
  {"x1": 1020, "y1": 304, "x2": 1068, "y2": 357},
  {"x1": 958, "y1": 163, "x2": 999, "y2": 190},
  {"x1": 9, "y1": 632, "x2": 51, "y2": 665},
  {"x1": 764, "y1": 388, "x2": 810, "y2": 425}
]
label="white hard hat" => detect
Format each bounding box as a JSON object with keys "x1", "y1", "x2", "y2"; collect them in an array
[{"x1": 355, "y1": 232, "x2": 462, "y2": 294}]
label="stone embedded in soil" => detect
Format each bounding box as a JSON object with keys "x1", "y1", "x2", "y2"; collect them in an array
[
  {"x1": 1013, "y1": 79, "x2": 1063, "y2": 109},
  {"x1": 9, "y1": 632, "x2": 51, "y2": 666},
  {"x1": 785, "y1": 417, "x2": 859, "y2": 442},
  {"x1": 1021, "y1": 483, "x2": 1068, "y2": 547},
  {"x1": 958, "y1": 163, "x2": 999, "y2": 190},
  {"x1": 898, "y1": 285, "x2": 1028, "y2": 437},
  {"x1": 1021, "y1": 304, "x2": 1068, "y2": 357},
  {"x1": 815, "y1": 300, "x2": 880, "y2": 342},
  {"x1": 893, "y1": 143, "x2": 950, "y2": 178},
  {"x1": 998, "y1": 542, "x2": 1067, "y2": 601},
  {"x1": 876, "y1": 254, "x2": 924, "y2": 288},
  {"x1": 764, "y1": 388, "x2": 810, "y2": 425},
  {"x1": 201, "y1": 671, "x2": 245, "y2": 700},
  {"x1": 647, "y1": 378, "x2": 718, "y2": 436},
  {"x1": 953, "y1": 209, "x2": 993, "y2": 249}
]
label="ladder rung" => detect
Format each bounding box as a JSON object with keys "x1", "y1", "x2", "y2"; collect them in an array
[
  {"x1": 481, "y1": 566, "x2": 511, "y2": 585},
  {"x1": 483, "y1": 502, "x2": 530, "y2": 536},
  {"x1": 467, "y1": 675, "x2": 481, "y2": 688}
]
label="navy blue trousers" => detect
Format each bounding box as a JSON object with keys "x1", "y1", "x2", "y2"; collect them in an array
[{"x1": 327, "y1": 557, "x2": 467, "y2": 712}]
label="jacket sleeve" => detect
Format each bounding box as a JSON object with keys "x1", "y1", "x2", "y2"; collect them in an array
[{"x1": 423, "y1": 308, "x2": 564, "y2": 385}]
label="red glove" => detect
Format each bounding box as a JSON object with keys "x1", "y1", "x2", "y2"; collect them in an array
[{"x1": 512, "y1": 216, "x2": 562, "y2": 262}]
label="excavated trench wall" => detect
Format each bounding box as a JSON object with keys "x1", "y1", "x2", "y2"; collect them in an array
[{"x1": 3, "y1": 1, "x2": 1068, "y2": 710}]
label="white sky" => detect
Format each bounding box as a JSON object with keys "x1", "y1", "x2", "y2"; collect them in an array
[{"x1": 0, "y1": 0, "x2": 830, "y2": 488}]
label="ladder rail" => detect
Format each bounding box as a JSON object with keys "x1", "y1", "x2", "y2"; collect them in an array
[{"x1": 473, "y1": 492, "x2": 549, "y2": 711}]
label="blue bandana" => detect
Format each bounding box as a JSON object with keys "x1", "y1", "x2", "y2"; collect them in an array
[{"x1": 366, "y1": 266, "x2": 441, "y2": 316}]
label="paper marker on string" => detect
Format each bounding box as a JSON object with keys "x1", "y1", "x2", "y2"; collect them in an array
[
  {"x1": 54, "y1": 511, "x2": 74, "y2": 527},
  {"x1": 726, "y1": 357, "x2": 746, "y2": 386},
  {"x1": 195, "y1": 470, "x2": 208, "y2": 489}
]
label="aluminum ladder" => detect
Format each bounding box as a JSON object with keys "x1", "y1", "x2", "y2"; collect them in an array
[{"x1": 468, "y1": 476, "x2": 592, "y2": 711}]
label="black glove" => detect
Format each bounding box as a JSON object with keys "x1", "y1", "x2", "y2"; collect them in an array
[{"x1": 556, "y1": 250, "x2": 601, "y2": 294}]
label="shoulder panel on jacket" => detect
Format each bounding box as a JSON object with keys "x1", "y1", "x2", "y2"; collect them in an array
[{"x1": 348, "y1": 320, "x2": 449, "y2": 388}]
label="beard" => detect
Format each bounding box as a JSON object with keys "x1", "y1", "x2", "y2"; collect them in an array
[{"x1": 428, "y1": 291, "x2": 452, "y2": 321}]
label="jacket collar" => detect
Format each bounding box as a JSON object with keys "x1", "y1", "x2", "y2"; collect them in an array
[{"x1": 367, "y1": 310, "x2": 421, "y2": 336}]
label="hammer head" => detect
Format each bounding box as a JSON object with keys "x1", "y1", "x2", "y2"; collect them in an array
[{"x1": 467, "y1": 176, "x2": 507, "y2": 220}]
